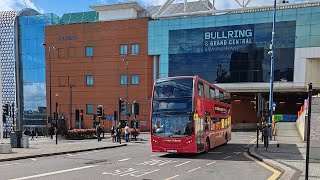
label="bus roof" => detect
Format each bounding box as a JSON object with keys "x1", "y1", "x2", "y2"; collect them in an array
[{"x1": 155, "y1": 76, "x2": 229, "y2": 94}]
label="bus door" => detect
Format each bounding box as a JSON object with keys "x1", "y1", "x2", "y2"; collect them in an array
[{"x1": 196, "y1": 117, "x2": 204, "y2": 152}]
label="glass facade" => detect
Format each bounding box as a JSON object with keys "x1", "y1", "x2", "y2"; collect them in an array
[
  {"x1": 169, "y1": 21, "x2": 295, "y2": 83},
  {"x1": 148, "y1": 4, "x2": 320, "y2": 81},
  {"x1": 18, "y1": 13, "x2": 59, "y2": 127}
]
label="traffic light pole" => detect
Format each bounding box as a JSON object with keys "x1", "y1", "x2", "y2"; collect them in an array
[{"x1": 125, "y1": 60, "x2": 129, "y2": 123}]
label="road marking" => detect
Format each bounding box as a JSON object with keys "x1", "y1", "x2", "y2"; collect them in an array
[
  {"x1": 188, "y1": 167, "x2": 201, "y2": 172},
  {"x1": 208, "y1": 152, "x2": 222, "y2": 154},
  {"x1": 0, "y1": 163, "x2": 20, "y2": 167},
  {"x1": 30, "y1": 158, "x2": 37, "y2": 161},
  {"x1": 103, "y1": 168, "x2": 160, "y2": 177},
  {"x1": 243, "y1": 152, "x2": 281, "y2": 180},
  {"x1": 137, "y1": 159, "x2": 178, "y2": 166},
  {"x1": 234, "y1": 152, "x2": 242, "y2": 154},
  {"x1": 174, "y1": 161, "x2": 191, "y2": 167},
  {"x1": 10, "y1": 165, "x2": 97, "y2": 180},
  {"x1": 150, "y1": 155, "x2": 157, "y2": 157},
  {"x1": 223, "y1": 156, "x2": 232, "y2": 159},
  {"x1": 165, "y1": 175, "x2": 180, "y2": 180},
  {"x1": 206, "y1": 161, "x2": 216, "y2": 165},
  {"x1": 118, "y1": 158, "x2": 131, "y2": 162}
]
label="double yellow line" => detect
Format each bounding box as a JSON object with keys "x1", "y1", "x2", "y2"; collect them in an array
[{"x1": 244, "y1": 152, "x2": 281, "y2": 180}]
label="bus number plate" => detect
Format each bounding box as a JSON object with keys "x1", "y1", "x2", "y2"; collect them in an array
[{"x1": 167, "y1": 150, "x2": 177, "y2": 153}]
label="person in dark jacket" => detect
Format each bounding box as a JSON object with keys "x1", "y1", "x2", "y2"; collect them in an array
[
  {"x1": 96, "y1": 124, "x2": 102, "y2": 142},
  {"x1": 116, "y1": 122, "x2": 122, "y2": 144}
]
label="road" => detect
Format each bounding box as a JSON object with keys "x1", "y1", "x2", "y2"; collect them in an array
[{"x1": 0, "y1": 132, "x2": 277, "y2": 180}]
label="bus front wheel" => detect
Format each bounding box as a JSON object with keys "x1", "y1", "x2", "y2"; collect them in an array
[
  {"x1": 224, "y1": 134, "x2": 228, "y2": 145},
  {"x1": 206, "y1": 138, "x2": 210, "y2": 153}
]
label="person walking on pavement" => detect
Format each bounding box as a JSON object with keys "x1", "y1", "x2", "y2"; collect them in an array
[
  {"x1": 116, "y1": 122, "x2": 122, "y2": 144},
  {"x1": 111, "y1": 125, "x2": 116, "y2": 143},
  {"x1": 125, "y1": 123, "x2": 130, "y2": 143},
  {"x1": 31, "y1": 129, "x2": 34, "y2": 140},
  {"x1": 96, "y1": 124, "x2": 102, "y2": 142},
  {"x1": 263, "y1": 122, "x2": 269, "y2": 151},
  {"x1": 50, "y1": 126, "x2": 54, "y2": 139}
]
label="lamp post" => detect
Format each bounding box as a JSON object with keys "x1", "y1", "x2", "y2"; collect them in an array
[
  {"x1": 122, "y1": 58, "x2": 129, "y2": 122},
  {"x1": 42, "y1": 44, "x2": 56, "y2": 127},
  {"x1": 268, "y1": 0, "x2": 277, "y2": 140},
  {"x1": 55, "y1": 93, "x2": 58, "y2": 145}
]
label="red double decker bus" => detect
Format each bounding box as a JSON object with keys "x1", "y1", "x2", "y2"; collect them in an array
[{"x1": 150, "y1": 76, "x2": 231, "y2": 153}]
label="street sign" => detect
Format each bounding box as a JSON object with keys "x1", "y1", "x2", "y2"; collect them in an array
[
  {"x1": 107, "y1": 116, "x2": 114, "y2": 120},
  {"x1": 272, "y1": 102, "x2": 276, "y2": 108}
]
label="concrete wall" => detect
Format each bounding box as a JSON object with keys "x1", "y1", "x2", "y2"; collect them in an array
[{"x1": 310, "y1": 97, "x2": 320, "y2": 162}]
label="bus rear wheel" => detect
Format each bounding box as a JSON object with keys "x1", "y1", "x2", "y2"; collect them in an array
[{"x1": 206, "y1": 138, "x2": 210, "y2": 153}]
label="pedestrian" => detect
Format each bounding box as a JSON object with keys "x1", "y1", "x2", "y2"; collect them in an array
[
  {"x1": 50, "y1": 126, "x2": 54, "y2": 139},
  {"x1": 31, "y1": 129, "x2": 34, "y2": 140},
  {"x1": 111, "y1": 125, "x2": 116, "y2": 143},
  {"x1": 125, "y1": 123, "x2": 130, "y2": 143},
  {"x1": 263, "y1": 123, "x2": 269, "y2": 151},
  {"x1": 96, "y1": 124, "x2": 102, "y2": 142},
  {"x1": 116, "y1": 122, "x2": 122, "y2": 144}
]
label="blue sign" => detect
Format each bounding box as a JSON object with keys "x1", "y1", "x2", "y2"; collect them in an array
[
  {"x1": 272, "y1": 103, "x2": 276, "y2": 108},
  {"x1": 107, "y1": 116, "x2": 114, "y2": 120}
]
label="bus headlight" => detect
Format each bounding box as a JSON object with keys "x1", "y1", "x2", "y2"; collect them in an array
[
  {"x1": 152, "y1": 139, "x2": 158, "y2": 143},
  {"x1": 187, "y1": 140, "x2": 193, "y2": 144}
]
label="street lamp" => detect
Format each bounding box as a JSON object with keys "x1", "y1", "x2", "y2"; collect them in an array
[
  {"x1": 42, "y1": 43, "x2": 56, "y2": 128},
  {"x1": 55, "y1": 93, "x2": 58, "y2": 145},
  {"x1": 268, "y1": 0, "x2": 277, "y2": 140},
  {"x1": 122, "y1": 58, "x2": 129, "y2": 123}
]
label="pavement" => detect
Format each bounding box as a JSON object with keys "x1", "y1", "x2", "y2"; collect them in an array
[
  {"x1": 249, "y1": 138, "x2": 320, "y2": 180},
  {"x1": 0, "y1": 135, "x2": 127, "y2": 162}
]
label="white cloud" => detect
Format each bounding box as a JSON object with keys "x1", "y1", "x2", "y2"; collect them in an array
[
  {"x1": 0, "y1": 0, "x2": 44, "y2": 13},
  {"x1": 23, "y1": 83, "x2": 46, "y2": 111}
]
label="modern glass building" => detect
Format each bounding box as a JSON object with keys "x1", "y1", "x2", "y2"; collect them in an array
[
  {"x1": 0, "y1": 9, "x2": 59, "y2": 131},
  {"x1": 148, "y1": 1, "x2": 320, "y2": 126}
]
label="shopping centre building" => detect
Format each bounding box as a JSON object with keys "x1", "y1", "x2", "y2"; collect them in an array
[{"x1": 148, "y1": 0, "x2": 320, "y2": 128}]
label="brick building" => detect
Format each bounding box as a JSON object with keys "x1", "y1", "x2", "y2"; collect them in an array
[{"x1": 44, "y1": 3, "x2": 153, "y2": 131}]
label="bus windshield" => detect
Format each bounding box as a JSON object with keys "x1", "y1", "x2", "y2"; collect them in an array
[{"x1": 152, "y1": 115, "x2": 194, "y2": 137}]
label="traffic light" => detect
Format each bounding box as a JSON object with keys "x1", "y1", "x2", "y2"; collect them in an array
[
  {"x1": 132, "y1": 101, "x2": 139, "y2": 115},
  {"x1": 97, "y1": 105, "x2": 103, "y2": 117},
  {"x1": 11, "y1": 103, "x2": 14, "y2": 118},
  {"x1": 254, "y1": 94, "x2": 259, "y2": 111},
  {"x1": 2, "y1": 114, "x2": 6, "y2": 123},
  {"x1": 3, "y1": 103, "x2": 9, "y2": 116},
  {"x1": 75, "y1": 109, "x2": 80, "y2": 121},
  {"x1": 92, "y1": 114, "x2": 96, "y2": 121},
  {"x1": 114, "y1": 111, "x2": 118, "y2": 120},
  {"x1": 53, "y1": 112, "x2": 58, "y2": 120},
  {"x1": 118, "y1": 98, "x2": 126, "y2": 115}
]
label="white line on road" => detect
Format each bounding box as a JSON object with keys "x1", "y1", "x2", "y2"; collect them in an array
[
  {"x1": 223, "y1": 156, "x2": 232, "y2": 159},
  {"x1": 30, "y1": 158, "x2": 37, "y2": 161},
  {"x1": 165, "y1": 175, "x2": 180, "y2": 180},
  {"x1": 150, "y1": 155, "x2": 157, "y2": 157},
  {"x1": 10, "y1": 165, "x2": 97, "y2": 180},
  {"x1": 188, "y1": 167, "x2": 201, "y2": 172},
  {"x1": 208, "y1": 152, "x2": 222, "y2": 154},
  {"x1": 174, "y1": 161, "x2": 191, "y2": 167},
  {"x1": 234, "y1": 152, "x2": 242, "y2": 154},
  {"x1": 0, "y1": 163, "x2": 20, "y2": 167},
  {"x1": 206, "y1": 161, "x2": 216, "y2": 166},
  {"x1": 118, "y1": 158, "x2": 131, "y2": 162}
]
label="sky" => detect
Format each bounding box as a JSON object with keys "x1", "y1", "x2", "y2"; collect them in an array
[{"x1": 0, "y1": 0, "x2": 304, "y2": 17}]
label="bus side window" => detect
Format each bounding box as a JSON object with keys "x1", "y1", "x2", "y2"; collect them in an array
[
  {"x1": 219, "y1": 91, "x2": 224, "y2": 101},
  {"x1": 209, "y1": 87, "x2": 215, "y2": 100},
  {"x1": 205, "y1": 117, "x2": 209, "y2": 131},
  {"x1": 198, "y1": 82, "x2": 204, "y2": 97},
  {"x1": 210, "y1": 118, "x2": 215, "y2": 131},
  {"x1": 215, "y1": 89, "x2": 220, "y2": 100},
  {"x1": 204, "y1": 84, "x2": 210, "y2": 99}
]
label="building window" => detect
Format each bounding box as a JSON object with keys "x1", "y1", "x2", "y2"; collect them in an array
[
  {"x1": 86, "y1": 75, "x2": 94, "y2": 86},
  {"x1": 131, "y1": 74, "x2": 139, "y2": 85},
  {"x1": 131, "y1": 44, "x2": 139, "y2": 55},
  {"x1": 86, "y1": 104, "x2": 93, "y2": 114},
  {"x1": 120, "y1": 44, "x2": 128, "y2": 55},
  {"x1": 120, "y1": 75, "x2": 127, "y2": 85},
  {"x1": 85, "y1": 46, "x2": 93, "y2": 57}
]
